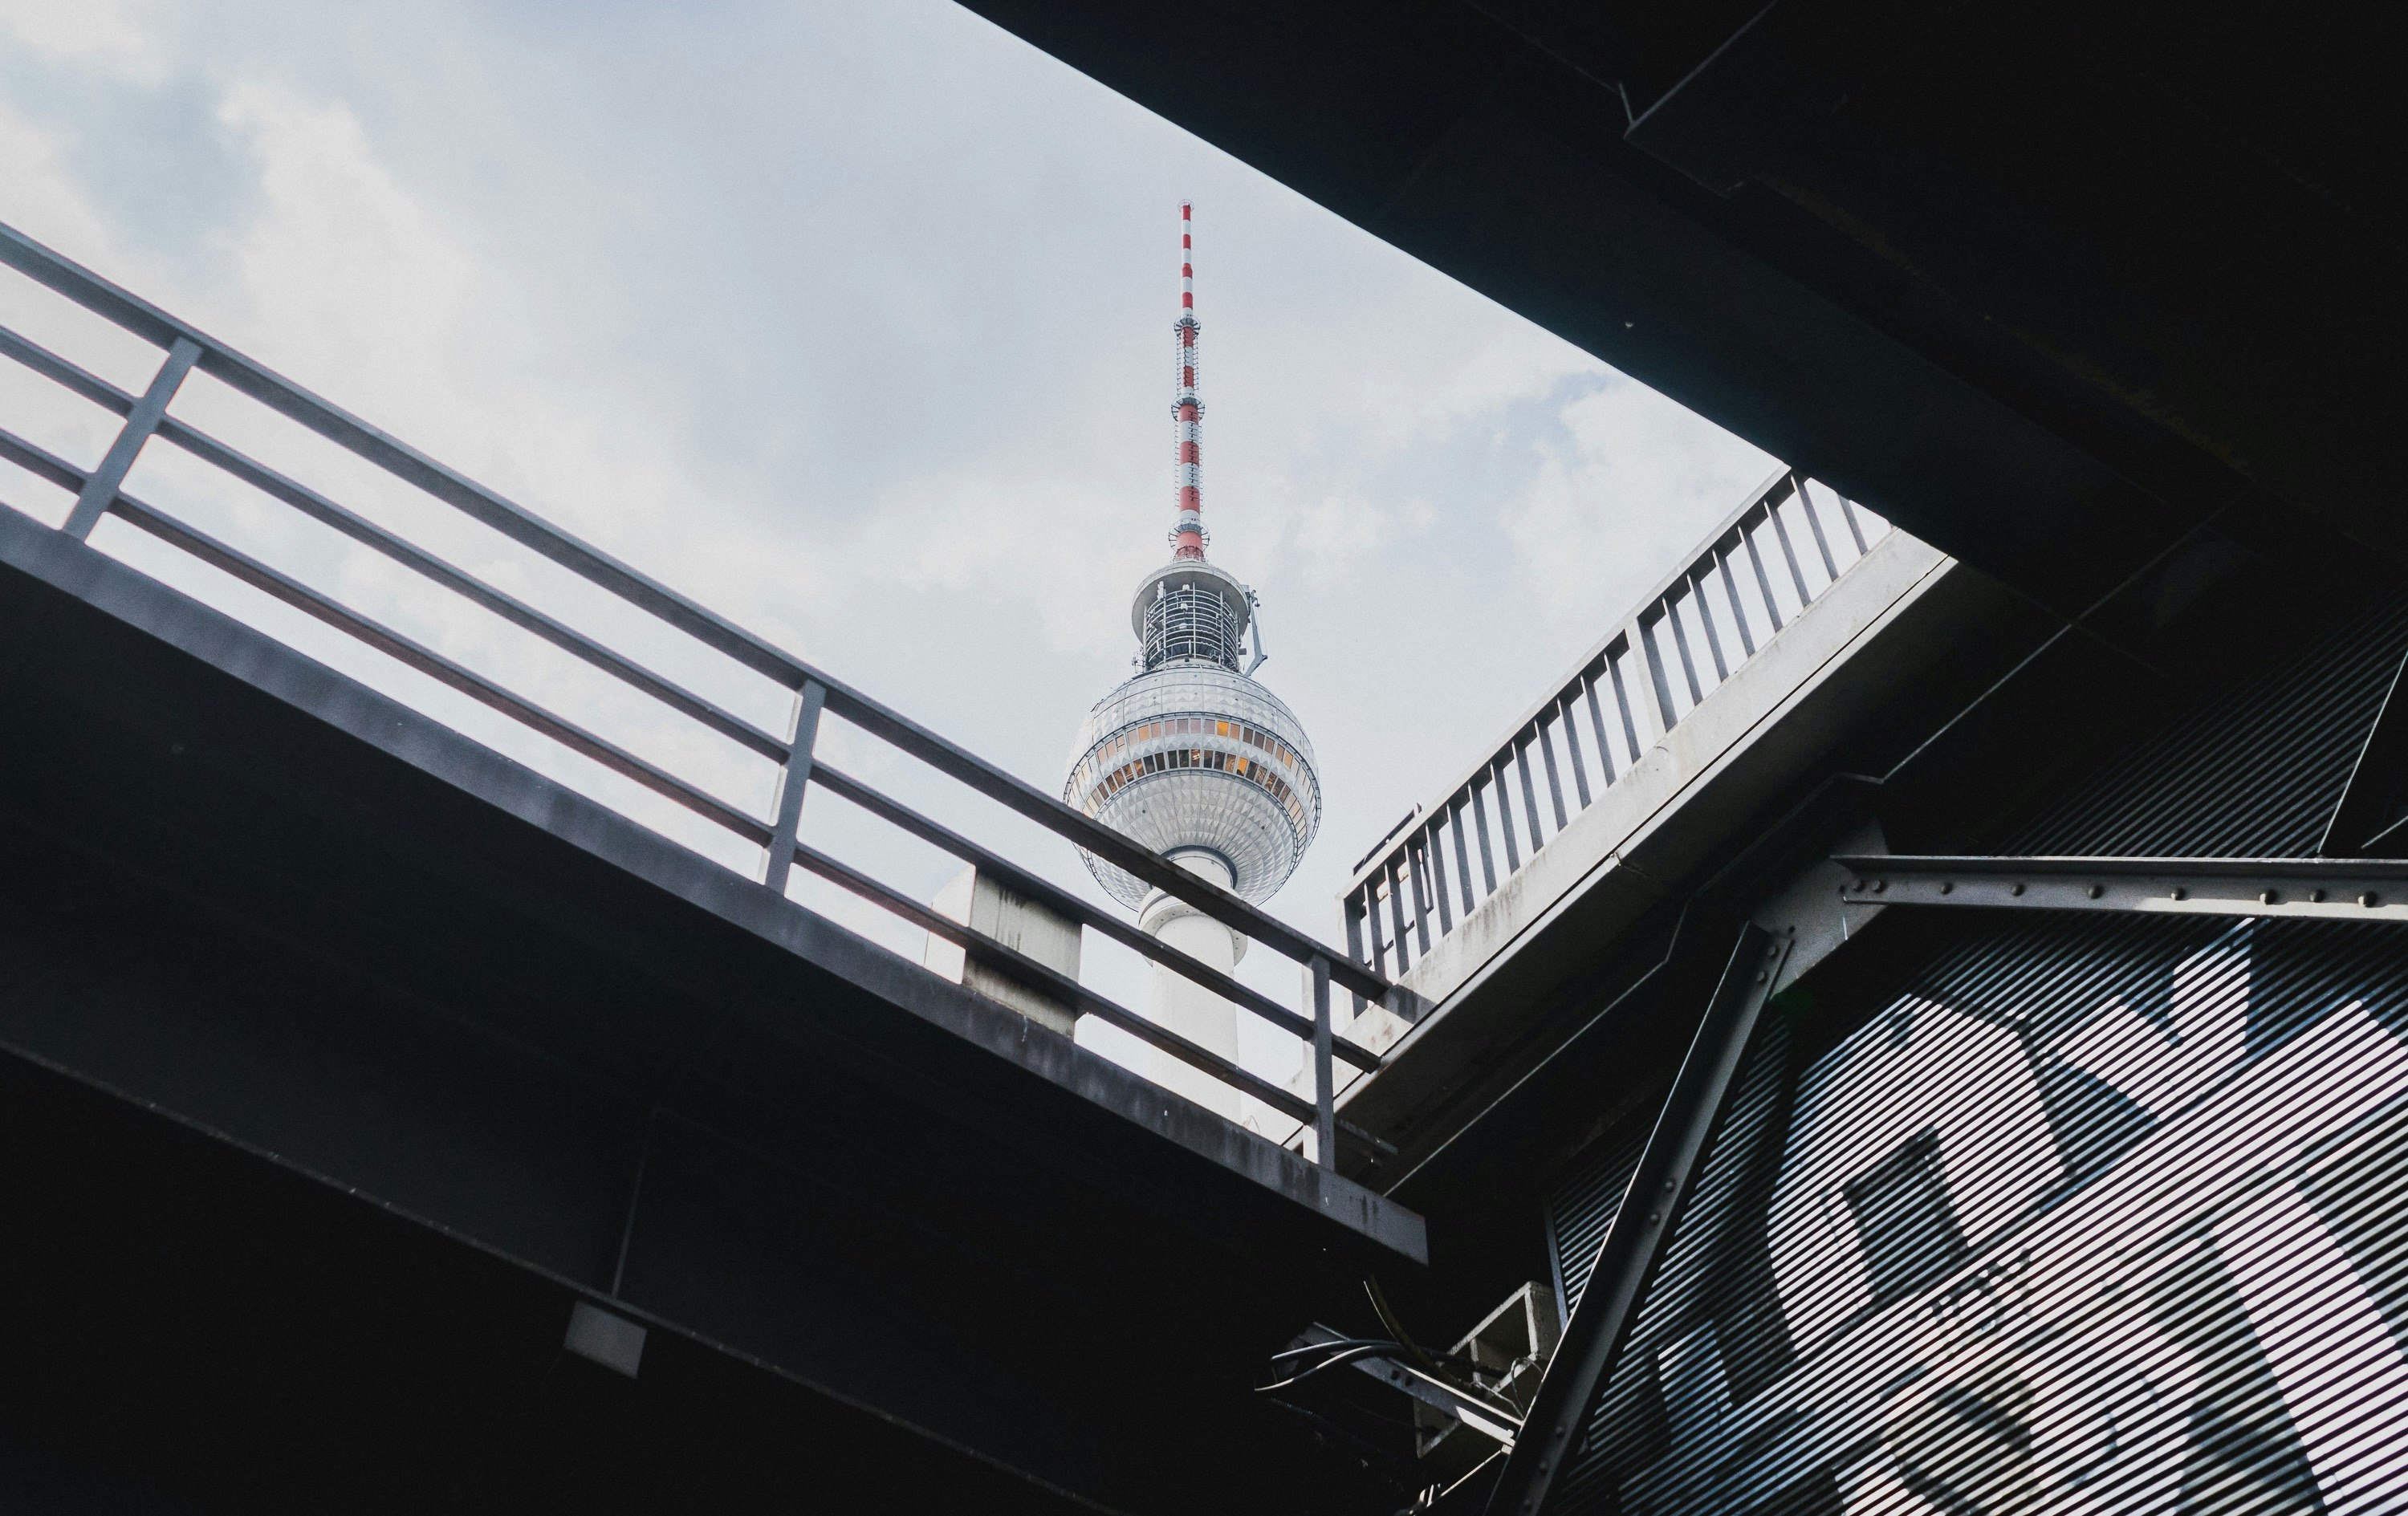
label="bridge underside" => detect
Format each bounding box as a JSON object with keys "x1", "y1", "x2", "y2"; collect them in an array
[{"x1": 0, "y1": 512, "x2": 1414, "y2": 1515}]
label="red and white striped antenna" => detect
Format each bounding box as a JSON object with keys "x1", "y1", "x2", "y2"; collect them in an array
[{"x1": 1172, "y1": 201, "x2": 1206, "y2": 561}]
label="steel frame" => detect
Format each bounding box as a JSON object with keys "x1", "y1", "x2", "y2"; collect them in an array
[
  {"x1": 1832, "y1": 853, "x2": 2408, "y2": 924},
  {"x1": 1485, "y1": 925, "x2": 1789, "y2": 1516}
]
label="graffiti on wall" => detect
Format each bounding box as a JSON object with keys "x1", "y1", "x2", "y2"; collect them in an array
[{"x1": 1556, "y1": 917, "x2": 2408, "y2": 1516}]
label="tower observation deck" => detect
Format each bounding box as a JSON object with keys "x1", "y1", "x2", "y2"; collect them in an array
[{"x1": 1066, "y1": 205, "x2": 1320, "y2": 1117}]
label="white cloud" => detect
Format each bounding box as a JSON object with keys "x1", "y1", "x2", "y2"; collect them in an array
[
  {"x1": 1501, "y1": 377, "x2": 1778, "y2": 620},
  {"x1": 0, "y1": 0, "x2": 165, "y2": 83}
]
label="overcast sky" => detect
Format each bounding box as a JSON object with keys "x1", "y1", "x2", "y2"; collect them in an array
[{"x1": 0, "y1": 0, "x2": 1777, "y2": 1093}]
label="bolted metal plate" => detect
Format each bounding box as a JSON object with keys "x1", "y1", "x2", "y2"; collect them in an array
[{"x1": 1833, "y1": 854, "x2": 2408, "y2": 924}]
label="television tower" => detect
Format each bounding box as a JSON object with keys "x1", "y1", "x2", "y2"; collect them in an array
[{"x1": 1065, "y1": 203, "x2": 1321, "y2": 1119}]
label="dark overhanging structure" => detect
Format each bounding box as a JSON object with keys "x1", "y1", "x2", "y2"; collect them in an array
[
  {"x1": 938, "y1": 5, "x2": 2408, "y2": 1514},
  {"x1": 960, "y1": 0, "x2": 2400, "y2": 631},
  {"x1": 3, "y1": 4, "x2": 2405, "y2": 1511}
]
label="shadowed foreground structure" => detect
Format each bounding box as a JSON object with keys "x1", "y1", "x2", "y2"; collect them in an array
[{"x1": 4, "y1": 3, "x2": 2403, "y2": 1509}]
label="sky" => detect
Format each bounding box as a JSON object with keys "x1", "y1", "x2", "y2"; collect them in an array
[{"x1": 0, "y1": 0, "x2": 1777, "y2": 1103}]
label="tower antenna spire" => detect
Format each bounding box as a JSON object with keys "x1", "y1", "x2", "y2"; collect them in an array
[{"x1": 1173, "y1": 201, "x2": 1206, "y2": 562}]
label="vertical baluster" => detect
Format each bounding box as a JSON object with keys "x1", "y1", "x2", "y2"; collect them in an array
[
  {"x1": 1385, "y1": 857, "x2": 1413, "y2": 971},
  {"x1": 1344, "y1": 891, "x2": 1369, "y2": 1014},
  {"x1": 1608, "y1": 644, "x2": 1645, "y2": 765},
  {"x1": 1365, "y1": 877, "x2": 1391, "y2": 977},
  {"x1": 1767, "y1": 485, "x2": 1813, "y2": 606},
  {"x1": 1795, "y1": 473, "x2": 1840, "y2": 580},
  {"x1": 762, "y1": 678, "x2": 828, "y2": 894},
  {"x1": 1715, "y1": 543, "x2": 1757, "y2": 656},
  {"x1": 1471, "y1": 778, "x2": 1499, "y2": 892},
  {"x1": 1637, "y1": 612, "x2": 1679, "y2": 731},
  {"x1": 1584, "y1": 677, "x2": 1618, "y2": 785},
  {"x1": 1742, "y1": 509, "x2": 1785, "y2": 632},
  {"x1": 1310, "y1": 956, "x2": 1336, "y2": 1169},
  {"x1": 1837, "y1": 491, "x2": 1872, "y2": 554},
  {"x1": 1561, "y1": 685, "x2": 1593, "y2": 807},
  {"x1": 1407, "y1": 836, "x2": 1434, "y2": 953},
  {"x1": 1495, "y1": 758, "x2": 1523, "y2": 872},
  {"x1": 1516, "y1": 737, "x2": 1546, "y2": 853},
  {"x1": 1689, "y1": 569, "x2": 1731, "y2": 682},
  {"x1": 65, "y1": 336, "x2": 203, "y2": 541},
  {"x1": 1427, "y1": 818, "x2": 1454, "y2": 934},
  {"x1": 1450, "y1": 798, "x2": 1478, "y2": 917},
  {"x1": 1665, "y1": 595, "x2": 1706, "y2": 705},
  {"x1": 1538, "y1": 714, "x2": 1571, "y2": 828}
]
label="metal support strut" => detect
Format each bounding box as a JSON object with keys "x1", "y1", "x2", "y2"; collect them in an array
[
  {"x1": 1834, "y1": 853, "x2": 2408, "y2": 924},
  {"x1": 1485, "y1": 924, "x2": 1788, "y2": 1516}
]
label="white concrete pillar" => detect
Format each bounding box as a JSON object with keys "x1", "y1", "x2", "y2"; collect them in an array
[
  {"x1": 921, "y1": 865, "x2": 1083, "y2": 1036},
  {"x1": 1138, "y1": 854, "x2": 1248, "y2": 1121}
]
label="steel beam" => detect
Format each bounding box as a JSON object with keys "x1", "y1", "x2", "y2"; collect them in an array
[
  {"x1": 1484, "y1": 924, "x2": 1788, "y2": 1516},
  {"x1": 1833, "y1": 853, "x2": 2408, "y2": 923}
]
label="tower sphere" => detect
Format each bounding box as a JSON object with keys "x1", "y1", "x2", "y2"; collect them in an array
[{"x1": 1065, "y1": 205, "x2": 1320, "y2": 911}]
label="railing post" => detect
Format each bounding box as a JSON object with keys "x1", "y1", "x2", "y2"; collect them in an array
[
  {"x1": 1636, "y1": 612, "x2": 1678, "y2": 733},
  {"x1": 1310, "y1": 954, "x2": 1336, "y2": 1169},
  {"x1": 1344, "y1": 892, "x2": 1369, "y2": 1014},
  {"x1": 64, "y1": 336, "x2": 201, "y2": 540},
  {"x1": 762, "y1": 678, "x2": 826, "y2": 895},
  {"x1": 1793, "y1": 472, "x2": 1841, "y2": 580}
]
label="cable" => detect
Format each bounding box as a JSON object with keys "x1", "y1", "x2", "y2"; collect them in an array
[{"x1": 1255, "y1": 1342, "x2": 1412, "y2": 1394}]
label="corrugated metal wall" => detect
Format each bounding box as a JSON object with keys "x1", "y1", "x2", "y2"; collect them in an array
[{"x1": 1544, "y1": 599, "x2": 2408, "y2": 1514}]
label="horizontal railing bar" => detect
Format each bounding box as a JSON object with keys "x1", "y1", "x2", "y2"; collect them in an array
[
  {"x1": 823, "y1": 681, "x2": 1394, "y2": 1005},
  {"x1": 0, "y1": 424, "x2": 89, "y2": 496},
  {"x1": 787, "y1": 839, "x2": 1328, "y2": 1127},
  {"x1": 0, "y1": 321, "x2": 137, "y2": 417},
  {"x1": 105, "y1": 490, "x2": 773, "y2": 845},
  {"x1": 0, "y1": 217, "x2": 1393, "y2": 1010},
  {"x1": 810, "y1": 762, "x2": 1383, "y2": 1071},
  {"x1": 155, "y1": 415, "x2": 790, "y2": 762},
  {"x1": 0, "y1": 225, "x2": 818, "y2": 693}
]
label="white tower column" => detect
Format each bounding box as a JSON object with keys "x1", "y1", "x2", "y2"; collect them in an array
[{"x1": 1137, "y1": 854, "x2": 1249, "y2": 1121}]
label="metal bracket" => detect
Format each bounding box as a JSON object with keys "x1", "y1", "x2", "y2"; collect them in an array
[
  {"x1": 1282, "y1": 1324, "x2": 1523, "y2": 1448},
  {"x1": 1833, "y1": 853, "x2": 2408, "y2": 924},
  {"x1": 1751, "y1": 817, "x2": 1886, "y2": 994},
  {"x1": 1485, "y1": 925, "x2": 1789, "y2": 1516}
]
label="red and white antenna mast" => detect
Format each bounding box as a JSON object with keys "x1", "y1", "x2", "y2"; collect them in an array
[{"x1": 1172, "y1": 201, "x2": 1206, "y2": 561}]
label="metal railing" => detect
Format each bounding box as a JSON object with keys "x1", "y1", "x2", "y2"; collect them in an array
[
  {"x1": 1341, "y1": 469, "x2": 1890, "y2": 985},
  {"x1": 0, "y1": 218, "x2": 1408, "y2": 1168}
]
